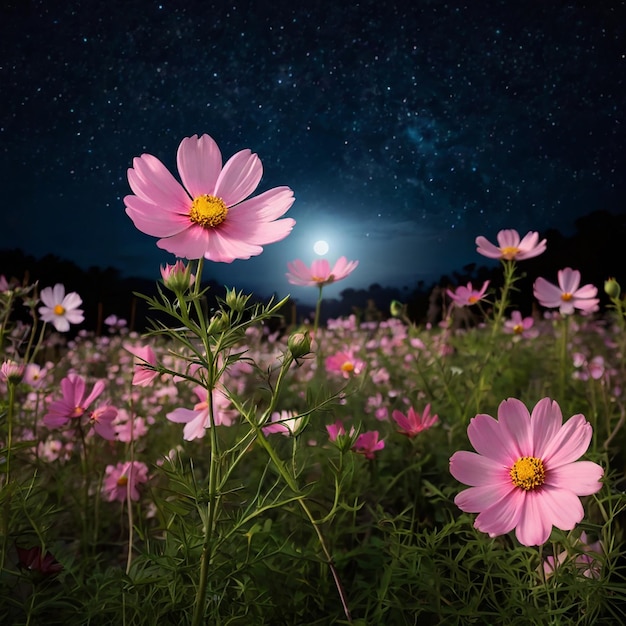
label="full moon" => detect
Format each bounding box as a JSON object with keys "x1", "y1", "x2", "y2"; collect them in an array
[{"x1": 313, "y1": 240, "x2": 329, "y2": 255}]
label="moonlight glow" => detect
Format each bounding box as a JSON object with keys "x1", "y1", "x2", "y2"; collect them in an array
[{"x1": 313, "y1": 240, "x2": 329, "y2": 255}]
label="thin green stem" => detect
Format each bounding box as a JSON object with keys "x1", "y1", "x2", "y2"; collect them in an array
[
  {"x1": 0, "y1": 381, "x2": 16, "y2": 573},
  {"x1": 254, "y1": 428, "x2": 352, "y2": 623},
  {"x1": 192, "y1": 385, "x2": 220, "y2": 626},
  {"x1": 313, "y1": 285, "x2": 324, "y2": 339}
]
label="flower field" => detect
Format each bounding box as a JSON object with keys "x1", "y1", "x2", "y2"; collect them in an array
[{"x1": 1, "y1": 135, "x2": 626, "y2": 625}]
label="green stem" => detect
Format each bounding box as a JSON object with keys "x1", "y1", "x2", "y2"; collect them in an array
[
  {"x1": 254, "y1": 429, "x2": 352, "y2": 623},
  {"x1": 313, "y1": 285, "x2": 324, "y2": 339},
  {"x1": 490, "y1": 259, "x2": 516, "y2": 340},
  {"x1": 192, "y1": 387, "x2": 220, "y2": 626},
  {"x1": 0, "y1": 381, "x2": 16, "y2": 573},
  {"x1": 558, "y1": 315, "x2": 570, "y2": 399}
]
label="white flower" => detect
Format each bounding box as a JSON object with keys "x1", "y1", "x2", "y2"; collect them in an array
[{"x1": 39, "y1": 284, "x2": 84, "y2": 332}]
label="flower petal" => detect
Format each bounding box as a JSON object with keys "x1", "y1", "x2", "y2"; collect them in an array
[
  {"x1": 515, "y1": 490, "x2": 554, "y2": 546},
  {"x1": 176, "y1": 134, "x2": 222, "y2": 198},
  {"x1": 215, "y1": 149, "x2": 262, "y2": 206},
  {"x1": 454, "y1": 482, "x2": 516, "y2": 513},
  {"x1": 546, "y1": 461, "x2": 604, "y2": 496},
  {"x1": 449, "y1": 450, "x2": 509, "y2": 486},
  {"x1": 473, "y1": 488, "x2": 524, "y2": 538},
  {"x1": 531, "y1": 398, "x2": 563, "y2": 458},
  {"x1": 542, "y1": 414, "x2": 592, "y2": 468},
  {"x1": 467, "y1": 412, "x2": 519, "y2": 465}
]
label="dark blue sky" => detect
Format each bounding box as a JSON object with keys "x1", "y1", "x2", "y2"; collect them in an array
[{"x1": 1, "y1": 0, "x2": 624, "y2": 303}]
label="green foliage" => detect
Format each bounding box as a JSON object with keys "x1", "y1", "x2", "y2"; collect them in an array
[{"x1": 1, "y1": 258, "x2": 626, "y2": 624}]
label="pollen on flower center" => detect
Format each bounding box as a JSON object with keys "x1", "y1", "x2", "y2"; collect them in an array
[
  {"x1": 53, "y1": 304, "x2": 66, "y2": 316},
  {"x1": 189, "y1": 194, "x2": 228, "y2": 228},
  {"x1": 500, "y1": 246, "x2": 520, "y2": 260},
  {"x1": 513, "y1": 324, "x2": 524, "y2": 334},
  {"x1": 116, "y1": 475, "x2": 129, "y2": 487},
  {"x1": 468, "y1": 295, "x2": 478, "y2": 303},
  {"x1": 561, "y1": 292, "x2": 573, "y2": 302},
  {"x1": 341, "y1": 361, "x2": 355, "y2": 373},
  {"x1": 510, "y1": 456, "x2": 545, "y2": 490}
]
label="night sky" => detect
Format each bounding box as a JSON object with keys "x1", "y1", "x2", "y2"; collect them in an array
[{"x1": 1, "y1": 0, "x2": 624, "y2": 304}]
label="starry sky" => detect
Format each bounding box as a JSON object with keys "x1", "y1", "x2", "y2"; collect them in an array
[{"x1": 1, "y1": 0, "x2": 625, "y2": 304}]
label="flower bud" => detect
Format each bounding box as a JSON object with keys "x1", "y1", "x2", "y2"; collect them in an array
[
  {"x1": 390, "y1": 300, "x2": 405, "y2": 318},
  {"x1": 160, "y1": 260, "x2": 195, "y2": 292},
  {"x1": 224, "y1": 288, "x2": 250, "y2": 313},
  {"x1": 287, "y1": 331, "x2": 311, "y2": 358},
  {"x1": 0, "y1": 359, "x2": 24, "y2": 384},
  {"x1": 604, "y1": 277, "x2": 621, "y2": 299}
]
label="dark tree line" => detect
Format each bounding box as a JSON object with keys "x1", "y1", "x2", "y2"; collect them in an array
[{"x1": 2, "y1": 210, "x2": 625, "y2": 331}]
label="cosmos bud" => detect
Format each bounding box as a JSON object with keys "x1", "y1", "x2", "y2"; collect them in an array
[
  {"x1": 288, "y1": 331, "x2": 311, "y2": 358},
  {"x1": 160, "y1": 260, "x2": 195, "y2": 292},
  {"x1": 224, "y1": 288, "x2": 250, "y2": 313},
  {"x1": 390, "y1": 300, "x2": 405, "y2": 318},
  {"x1": 604, "y1": 277, "x2": 621, "y2": 299}
]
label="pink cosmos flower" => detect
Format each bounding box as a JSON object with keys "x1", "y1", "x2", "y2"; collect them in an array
[
  {"x1": 124, "y1": 343, "x2": 159, "y2": 386},
  {"x1": 286, "y1": 257, "x2": 359, "y2": 287},
  {"x1": 326, "y1": 420, "x2": 348, "y2": 442},
  {"x1": 102, "y1": 461, "x2": 149, "y2": 503},
  {"x1": 543, "y1": 532, "x2": 603, "y2": 579},
  {"x1": 353, "y1": 431, "x2": 385, "y2": 459},
  {"x1": 88, "y1": 405, "x2": 118, "y2": 440},
  {"x1": 43, "y1": 373, "x2": 105, "y2": 428},
  {"x1": 124, "y1": 133, "x2": 295, "y2": 262},
  {"x1": 503, "y1": 310, "x2": 538, "y2": 339},
  {"x1": 325, "y1": 349, "x2": 365, "y2": 378},
  {"x1": 476, "y1": 229, "x2": 547, "y2": 261},
  {"x1": 38, "y1": 284, "x2": 84, "y2": 332},
  {"x1": 23, "y1": 363, "x2": 51, "y2": 388},
  {"x1": 533, "y1": 268, "x2": 599, "y2": 315},
  {"x1": 392, "y1": 404, "x2": 439, "y2": 438},
  {"x1": 449, "y1": 397, "x2": 603, "y2": 546},
  {"x1": 446, "y1": 280, "x2": 490, "y2": 307},
  {"x1": 166, "y1": 385, "x2": 237, "y2": 440}
]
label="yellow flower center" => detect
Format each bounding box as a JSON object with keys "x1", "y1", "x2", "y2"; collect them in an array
[
  {"x1": 500, "y1": 246, "x2": 520, "y2": 260},
  {"x1": 53, "y1": 304, "x2": 66, "y2": 316},
  {"x1": 312, "y1": 274, "x2": 334, "y2": 284},
  {"x1": 341, "y1": 361, "x2": 355, "y2": 373},
  {"x1": 561, "y1": 293, "x2": 573, "y2": 302},
  {"x1": 510, "y1": 456, "x2": 545, "y2": 490},
  {"x1": 189, "y1": 194, "x2": 228, "y2": 228},
  {"x1": 513, "y1": 324, "x2": 524, "y2": 334},
  {"x1": 116, "y1": 475, "x2": 129, "y2": 487},
  {"x1": 468, "y1": 295, "x2": 478, "y2": 304}
]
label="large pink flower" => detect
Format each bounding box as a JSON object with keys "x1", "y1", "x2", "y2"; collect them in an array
[
  {"x1": 449, "y1": 398, "x2": 603, "y2": 546},
  {"x1": 476, "y1": 229, "x2": 546, "y2": 261},
  {"x1": 286, "y1": 257, "x2": 359, "y2": 287},
  {"x1": 124, "y1": 134, "x2": 295, "y2": 262},
  {"x1": 533, "y1": 268, "x2": 599, "y2": 315}
]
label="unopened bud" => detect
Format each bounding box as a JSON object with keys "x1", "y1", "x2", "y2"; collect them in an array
[
  {"x1": 390, "y1": 300, "x2": 405, "y2": 318},
  {"x1": 224, "y1": 288, "x2": 250, "y2": 313},
  {"x1": 288, "y1": 331, "x2": 311, "y2": 358},
  {"x1": 604, "y1": 277, "x2": 621, "y2": 299},
  {"x1": 160, "y1": 260, "x2": 195, "y2": 292}
]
